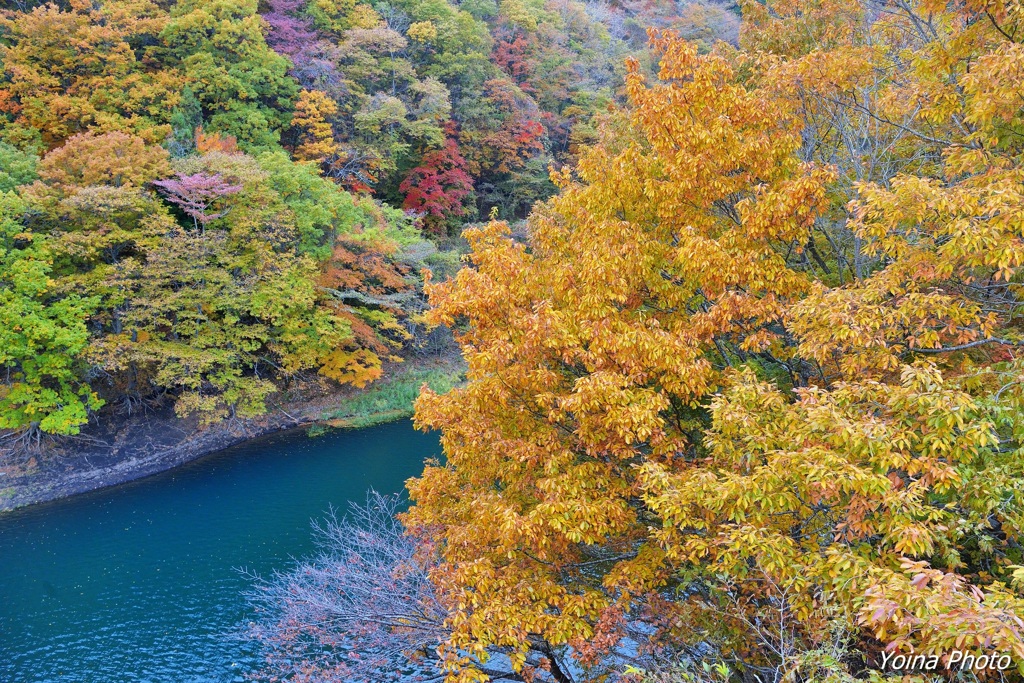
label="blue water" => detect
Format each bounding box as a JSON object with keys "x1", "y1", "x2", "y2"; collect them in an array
[{"x1": 0, "y1": 421, "x2": 439, "y2": 682}]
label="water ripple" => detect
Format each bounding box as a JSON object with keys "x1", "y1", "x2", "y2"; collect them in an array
[{"x1": 0, "y1": 421, "x2": 438, "y2": 683}]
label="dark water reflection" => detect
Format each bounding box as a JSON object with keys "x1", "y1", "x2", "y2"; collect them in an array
[{"x1": 0, "y1": 420, "x2": 439, "y2": 682}]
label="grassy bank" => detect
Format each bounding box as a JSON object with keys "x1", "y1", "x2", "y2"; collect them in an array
[{"x1": 319, "y1": 359, "x2": 465, "y2": 430}]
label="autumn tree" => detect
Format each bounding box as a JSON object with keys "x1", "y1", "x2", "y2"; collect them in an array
[
  {"x1": 152, "y1": 172, "x2": 243, "y2": 231},
  {"x1": 400, "y1": 137, "x2": 474, "y2": 235},
  {"x1": 288, "y1": 89, "x2": 341, "y2": 165},
  {"x1": 103, "y1": 150, "x2": 416, "y2": 421},
  {"x1": 3, "y1": 134, "x2": 426, "y2": 430},
  {"x1": 33, "y1": 131, "x2": 171, "y2": 191},
  {"x1": 0, "y1": 0, "x2": 177, "y2": 149},
  {"x1": 254, "y1": 0, "x2": 636, "y2": 214},
  {"x1": 456, "y1": 77, "x2": 549, "y2": 217},
  {"x1": 402, "y1": 35, "x2": 831, "y2": 680},
  {"x1": 246, "y1": 492, "x2": 565, "y2": 682},
  {"x1": 397, "y1": 18, "x2": 1024, "y2": 683},
  {"x1": 0, "y1": 0, "x2": 453, "y2": 448},
  {"x1": 263, "y1": 0, "x2": 320, "y2": 61}
]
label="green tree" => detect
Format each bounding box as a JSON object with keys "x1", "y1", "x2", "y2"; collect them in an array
[
  {"x1": 0, "y1": 142, "x2": 38, "y2": 191},
  {"x1": 0, "y1": 193, "x2": 100, "y2": 441},
  {"x1": 161, "y1": 0, "x2": 298, "y2": 149},
  {"x1": 167, "y1": 86, "x2": 203, "y2": 157}
]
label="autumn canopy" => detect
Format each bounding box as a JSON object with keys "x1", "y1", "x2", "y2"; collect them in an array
[
  {"x1": 2, "y1": 0, "x2": 1024, "y2": 679},
  {"x1": 405, "y1": 0, "x2": 1024, "y2": 680}
]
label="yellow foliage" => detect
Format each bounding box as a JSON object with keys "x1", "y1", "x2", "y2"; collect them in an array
[
  {"x1": 407, "y1": 21, "x2": 438, "y2": 43},
  {"x1": 290, "y1": 89, "x2": 340, "y2": 165},
  {"x1": 319, "y1": 348, "x2": 382, "y2": 387},
  {"x1": 406, "y1": 32, "x2": 839, "y2": 679},
  {"x1": 405, "y1": 9, "x2": 1024, "y2": 678}
]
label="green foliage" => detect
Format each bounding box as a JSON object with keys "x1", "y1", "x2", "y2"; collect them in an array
[
  {"x1": 321, "y1": 361, "x2": 463, "y2": 429},
  {"x1": 116, "y1": 226, "x2": 340, "y2": 422},
  {"x1": 0, "y1": 136, "x2": 420, "y2": 434},
  {"x1": 305, "y1": 0, "x2": 359, "y2": 33},
  {"x1": 0, "y1": 0, "x2": 459, "y2": 442},
  {"x1": 459, "y1": 0, "x2": 498, "y2": 20},
  {"x1": 161, "y1": 0, "x2": 298, "y2": 149},
  {"x1": 0, "y1": 193, "x2": 100, "y2": 435},
  {"x1": 256, "y1": 150, "x2": 369, "y2": 258},
  {"x1": 0, "y1": 142, "x2": 38, "y2": 192},
  {"x1": 167, "y1": 86, "x2": 203, "y2": 157}
]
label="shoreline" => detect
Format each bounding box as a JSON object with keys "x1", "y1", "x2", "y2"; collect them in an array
[{"x1": 0, "y1": 356, "x2": 464, "y2": 514}]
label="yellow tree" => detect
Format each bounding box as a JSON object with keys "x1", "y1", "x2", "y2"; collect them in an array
[
  {"x1": 289, "y1": 89, "x2": 341, "y2": 166},
  {"x1": 406, "y1": 8, "x2": 1024, "y2": 679},
  {"x1": 406, "y1": 35, "x2": 835, "y2": 681},
  {"x1": 0, "y1": 0, "x2": 176, "y2": 149}
]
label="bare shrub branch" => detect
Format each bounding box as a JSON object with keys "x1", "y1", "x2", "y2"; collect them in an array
[{"x1": 242, "y1": 491, "x2": 449, "y2": 681}]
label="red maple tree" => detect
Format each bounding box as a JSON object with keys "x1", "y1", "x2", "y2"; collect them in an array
[{"x1": 399, "y1": 138, "x2": 474, "y2": 236}]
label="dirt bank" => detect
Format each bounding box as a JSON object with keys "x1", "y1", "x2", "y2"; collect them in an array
[{"x1": 0, "y1": 356, "x2": 464, "y2": 514}]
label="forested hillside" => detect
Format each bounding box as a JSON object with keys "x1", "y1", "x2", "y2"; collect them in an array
[
  {"x1": 250, "y1": 0, "x2": 1024, "y2": 680},
  {"x1": 7, "y1": 0, "x2": 1024, "y2": 679},
  {"x1": 0, "y1": 0, "x2": 721, "y2": 446}
]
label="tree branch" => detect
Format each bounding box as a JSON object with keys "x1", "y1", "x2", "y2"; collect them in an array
[{"x1": 910, "y1": 338, "x2": 1018, "y2": 353}]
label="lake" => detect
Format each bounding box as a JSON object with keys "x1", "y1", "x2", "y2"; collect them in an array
[{"x1": 0, "y1": 420, "x2": 439, "y2": 683}]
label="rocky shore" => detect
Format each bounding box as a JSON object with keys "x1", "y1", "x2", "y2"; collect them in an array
[{"x1": 0, "y1": 356, "x2": 463, "y2": 513}]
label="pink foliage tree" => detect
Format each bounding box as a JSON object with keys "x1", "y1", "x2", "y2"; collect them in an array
[
  {"x1": 262, "y1": 0, "x2": 345, "y2": 103},
  {"x1": 263, "y1": 0, "x2": 318, "y2": 60},
  {"x1": 152, "y1": 173, "x2": 242, "y2": 231}
]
